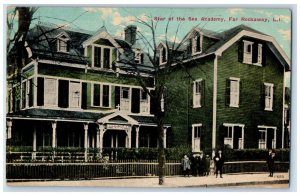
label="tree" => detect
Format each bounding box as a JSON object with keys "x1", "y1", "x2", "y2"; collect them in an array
[{"x1": 116, "y1": 13, "x2": 196, "y2": 185}]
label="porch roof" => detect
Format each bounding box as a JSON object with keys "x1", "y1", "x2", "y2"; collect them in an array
[{"x1": 7, "y1": 109, "x2": 169, "y2": 126}]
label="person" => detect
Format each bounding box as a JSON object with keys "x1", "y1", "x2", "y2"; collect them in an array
[
  {"x1": 204, "y1": 155, "x2": 211, "y2": 176},
  {"x1": 198, "y1": 152, "x2": 205, "y2": 176},
  {"x1": 191, "y1": 154, "x2": 198, "y2": 176},
  {"x1": 213, "y1": 150, "x2": 225, "y2": 178},
  {"x1": 181, "y1": 155, "x2": 191, "y2": 177},
  {"x1": 266, "y1": 149, "x2": 276, "y2": 177}
]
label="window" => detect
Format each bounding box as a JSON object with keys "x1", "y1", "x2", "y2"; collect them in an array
[
  {"x1": 159, "y1": 46, "x2": 167, "y2": 65},
  {"x1": 226, "y1": 78, "x2": 240, "y2": 107},
  {"x1": 93, "y1": 46, "x2": 111, "y2": 69},
  {"x1": 192, "y1": 124, "x2": 202, "y2": 152},
  {"x1": 92, "y1": 84, "x2": 111, "y2": 108},
  {"x1": 264, "y1": 83, "x2": 274, "y2": 111},
  {"x1": 258, "y1": 126, "x2": 277, "y2": 149},
  {"x1": 102, "y1": 85, "x2": 110, "y2": 107},
  {"x1": 223, "y1": 124, "x2": 244, "y2": 149},
  {"x1": 92, "y1": 84, "x2": 100, "y2": 106},
  {"x1": 192, "y1": 32, "x2": 202, "y2": 54},
  {"x1": 243, "y1": 40, "x2": 253, "y2": 64},
  {"x1": 57, "y1": 34, "x2": 70, "y2": 53},
  {"x1": 140, "y1": 89, "x2": 149, "y2": 114},
  {"x1": 193, "y1": 79, "x2": 204, "y2": 108},
  {"x1": 44, "y1": 78, "x2": 57, "y2": 106},
  {"x1": 134, "y1": 49, "x2": 142, "y2": 64},
  {"x1": 120, "y1": 87, "x2": 130, "y2": 112},
  {"x1": 69, "y1": 81, "x2": 81, "y2": 108},
  {"x1": 257, "y1": 44, "x2": 263, "y2": 65}
]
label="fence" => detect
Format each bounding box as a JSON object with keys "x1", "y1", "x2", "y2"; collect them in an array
[{"x1": 6, "y1": 160, "x2": 289, "y2": 180}]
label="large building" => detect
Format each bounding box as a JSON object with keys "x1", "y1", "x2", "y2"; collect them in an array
[{"x1": 6, "y1": 23, "x2": 290, "y2": 160}]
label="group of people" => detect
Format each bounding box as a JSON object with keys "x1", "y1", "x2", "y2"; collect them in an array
[
  {"x1": 181, "y1": 150, "x2": 224, "y2": 178},
  {"x1": 181, "y1": 149, "x2": 276, "y2": 178}
]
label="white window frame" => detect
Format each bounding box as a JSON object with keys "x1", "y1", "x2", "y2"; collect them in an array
[
  {"x1": 193, "y1": 79, "x2": 203, "y2": 108},
  {"x1": 159, "y1": 46, "x2": 167, "y2": 65},
  {"x1": 44, "y1": 78, "x2": 58, "y2": 107},
  {"x1": 92, "y1": 44, "x2": 113, "y2": 69},
  {"x1": 229, "y1": 77, "x2": 240, "y2": 108},
  {"x1": 264, "y1": 82, "x2": 274, "y2": 111},
  {"x1": 192, "y1": 123, "x2": 202, "y2": 152},
  {"x1": 258, "y1": 126, "x2": 277, "y2": 149},
  {"x1": 140, "y1": 89, "x2": 150, "y2": 114},
  {"x1": 134, "y1": 49, "x2": 142, "y2": 64},
  {"x1": 257, "y1": 44, "x2": 263, "y2": 65},
  {"x1": 242, "y1": 40, "x2": 254, "y2": 64},
  {"x1": 223, "y1": 123, "x2": 245, "y2": 149},
  {"x1": 91, "y1": 83, "x2": 111, "y2": 108},
  {"x1": 69, "y1": 81, "x2": 81, "y2": 108},
  {"x1": 120, "y1": 87, "x2": 131, "y2": 112},
  {"x1": 191, "y1": 32, "x2": 203, "y2": 55},
  {"x1": 57, "y1": 33, "x2": 70, "y2": 53}
]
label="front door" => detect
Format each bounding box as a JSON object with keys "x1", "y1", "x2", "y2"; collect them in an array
[{"x1": 103, "y1": 130, "x2": 127, "y2": 148}]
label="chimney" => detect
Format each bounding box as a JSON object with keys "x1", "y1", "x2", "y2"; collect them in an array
[{"x1": 125, "y1": 25, "x2": 137, "y2": 45}]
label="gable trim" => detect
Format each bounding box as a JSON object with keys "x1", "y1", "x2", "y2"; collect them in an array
[
  {"x1": 97, "y1": 111, "x2": 139, "y2": 125},
  {"x1": 82, "y1": 31, "x2": 124, "y2": 53},
  {"x1": 215, "y1": 30, "x2": 290, "y2": 70}
]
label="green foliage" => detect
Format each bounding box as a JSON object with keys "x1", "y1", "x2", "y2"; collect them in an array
[{"x1": 223, "y1": 148, "x2": 290, "y2": 162}]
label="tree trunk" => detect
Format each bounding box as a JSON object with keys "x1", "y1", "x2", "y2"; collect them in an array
[{"x1": 158, "y1": 120, "x2": 166, "y2": 185}]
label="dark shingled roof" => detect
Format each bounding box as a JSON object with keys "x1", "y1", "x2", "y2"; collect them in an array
[
  {"x1": 7, "y1": 109, "x2": 164, "y2": 125},
  {"x1": 7, "y1": 109, "x2": 109, "y2": 122}
]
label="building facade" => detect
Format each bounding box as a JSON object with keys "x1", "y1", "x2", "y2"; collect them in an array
[{"x1": 6, "y1": 24, "x2": 290, "y2": 160}]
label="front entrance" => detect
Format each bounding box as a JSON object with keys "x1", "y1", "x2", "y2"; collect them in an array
[
  {"x1": 103, "y1": 130, "x2": 127, "y2": 148},
  {"x1": 223, "y1": 123, "x2": 244, "y2": 149}
]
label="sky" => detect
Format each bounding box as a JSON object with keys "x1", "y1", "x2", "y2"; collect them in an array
[{"x1": 7, "y1": 6, "x2": 291, "y2": 85}]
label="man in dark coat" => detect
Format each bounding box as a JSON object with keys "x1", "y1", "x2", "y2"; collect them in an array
[
  {"x1": 213, "y1": 150, "x2": 225, "y2": 178},
  {"x1": 198, "y1": 152, "x2": 205, "y2": 176},
  {"x1": 266, "y1": 149, "x2": 276, "y2": 177}
]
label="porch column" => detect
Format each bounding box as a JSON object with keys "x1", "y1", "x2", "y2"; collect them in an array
[
  {"x1": 127, "y1": 126, "x2": 132, "y2": 148},
  {"x1": 84, "y1": 123, "x2": 89, "y2": 162},
  {"x1": 135, "y1": 126, "x2": 140, "y2": 148},
  {"x1": 7, "y1": 119, "x2": 12, "y2": 139},
  {"x1": 96, "y1": 129, "x2": 100, "y2": 148},
  {"x1": 32, "y1": 126, "x2": 37, "y2": 160},
  {"x1": 163, "y1": 127, "x2": 167, "y2": 148},
  {"x1": 51, "y1": 121, "x2": 57, "y2": 149},
  {"x1": 191, "y1": 126, "x2": 195, "y2": 151},
  {"x1": 241, "y1": 125, "x2": 245, "y2": 149},
  {"x1": 99, "y1": 124, "x2": 105, "y2": 157}
]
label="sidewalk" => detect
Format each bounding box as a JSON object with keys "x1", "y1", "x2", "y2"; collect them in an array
[{"x1": 7, "y1": 172, "x2": 289, "y2": 188}]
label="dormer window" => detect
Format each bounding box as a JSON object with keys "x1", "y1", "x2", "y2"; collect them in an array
[
  {"x1": 159, "y1": 46, "x2": 167, "y2": 65},
  {"x1": 243, "y1": 40, "x2": 253, "y2": 64},
  {"x1": 92, "y1": 45, "x2": 112, "y2": 69},
  {"x1": 134, "y1": 49, "x2": 144, "y2": 64},
  {"x1": 57, "y1": 33, "x2": 70, "y2": 53},
  {"x1": 191, "y1": 31, "x2": 202, "y2": 55}
]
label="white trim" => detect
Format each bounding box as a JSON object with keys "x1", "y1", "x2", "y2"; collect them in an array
[
  {"x1": 229, "y1": 78, "x2": 240, "y2": 107},
  {"x1": 92, "y1": 44, "x2": 113, "y2": 69},
  {"x1": 38, "y1": 59, "x2": 86, "y2": 69},
  {"x1": 97, "y1": 111, "x2": 138, "y2": 125},
  {"x1": 193, "y1": 79, "x2": 203, "y2": 108},
  {"x1": 264, "y1": 83, "x2": 274, "y2": 111},
  {"x1": 192, "y1": 123, "x2": 203, "y2": 152},
  {"x1": 212, "y1": 55, "x2": 218, "y2": 154},
  {"x1": 257, "y1": 126, "x2": 277, "y2": 149},
  {"x1": 258, "y1": 125, "x2": 277, "y2": 129},
  {"x1": 191, "y1": 32, "x2": 203, "y2": 55},
  {"x1": 82, "y1": 31, "x2": 124, "y2": 53},
  {"x1": 8, "y1": 116, "x2": 94, "y2": 123},
  {"x1": 215, "y1": 30, "x2": 290, "y2": 69},
  {"x1": 223, "y1": 123, "x2": 245, "y2": 149},
  {"x1": 282, "y1": 68, "x2": 286, "y2": 148}
]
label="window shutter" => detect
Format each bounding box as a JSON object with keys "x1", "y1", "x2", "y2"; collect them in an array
[
  {"x1": 141, "y1": 53, "x2": 144, "y2": 64},
  {"x1": 191, "y1": 82, "x2": 194, "y2": 107},
  {"x1": 58, "y1": 80, "x2": 69, "y2": 108},
  {"x1": 272, "y1": 85, "x2": 275, "y2": 110},
  {"x1": 37, "y1": 77, "x2": 44, "y2": 106},
  {"x1": 114, "y1": 86, "x2": 120, "y2": 109},
  {"x1": 81, "y1": 82, "x2": 87, "y2": 109},
  {"x1": 239, "y1": 80, "x2": 242, "y2": 106},
  {"x1": 201, "y1": 80, "x2": 205, "y2": 107},
  {"x1": 66, "y1": 40, "x2": 70, "y2": 52},
  {"x1": 238, "y1": 40, "x2": 243, "y2": 63},
  {"x1": 261, "y1": 44, "x2": 266, "y2": 66},
  {"x1": 225, "y1": 79, "x2": 230, "y2": 106},
  {"x1": 261, "y1": 84, "x2": 265, "y2": 109},
  {"x1": 252, "y1": 43, "x2": 258, "y2": 64}
]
